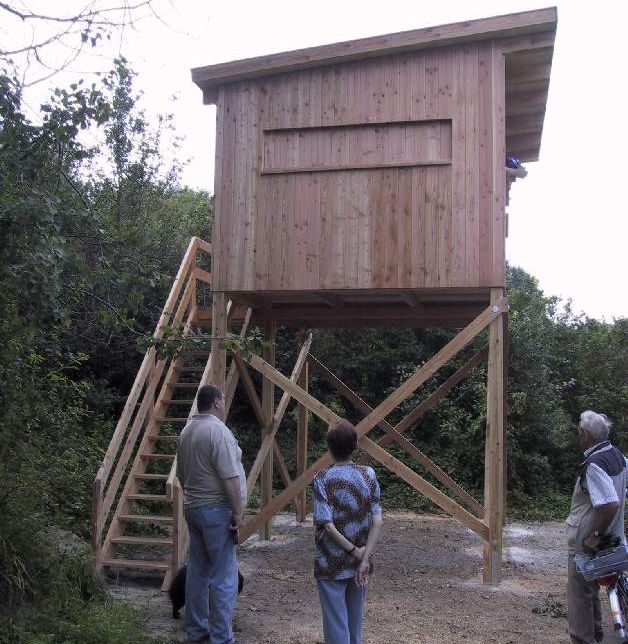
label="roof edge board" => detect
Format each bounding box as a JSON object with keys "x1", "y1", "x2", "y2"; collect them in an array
[{"x1": 192, "y1": 7, "x2": 557, "y2": 100}]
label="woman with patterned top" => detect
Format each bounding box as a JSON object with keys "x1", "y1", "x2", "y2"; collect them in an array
[{"x1": 313, "y1": 422, "x2": 383, "y2": 644}]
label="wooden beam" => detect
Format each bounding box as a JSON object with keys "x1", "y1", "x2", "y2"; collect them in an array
[
  {"x1": 272, "y1": 440, "x2": 301, "y2": 515},
  {"x1": 224, "y1": 308, "x2": 253, "y2": 416},
  {"x1": 296, "y1": 353, "x2": 309, "y2": 522},
  {"x1": 193, "y1": 8, "x2": 556, "y2": 100},
  {"x1": 192, "y1": 267, "x2": 212, "y2": 285},
  {"x1": 251, "y1": 304, "x2": 484, "y2": 327},
  {"x1": 400, "y1": 292, "x2": 422, "y2": 308},
  {"x1": 351, "y1": 302, "x2": 503, "y2": 441},
  {"x1": 309, "y1": 355, "x2": 484, "y2": 518},
  {"x1": 502, "y1": 311, "x2": 509, "y2": 526},
  {"x1": 483, "y1": 289, "x2": 506, "y2": 584},
  {"x1": 210, "y1": 292, "x2": 227, "y2": 390},
  {"x1": 316, "y1": 292, "x2": 343, "y2": 307},
  {"x1": 261, "y1": 321, "x2": 276, "y2": 539},
  {"x1": 359, "y1": 436, "x2": 489, "y2": 541},
  {"x1": 386, "y1": 345, "x2": 489, "y2": 442},
  {"x1": 233, "y1": 354, "x2": 267, "y2": 428},
  {"x1": 245, "y1": 332, "x2": 312, "y2": 494}
]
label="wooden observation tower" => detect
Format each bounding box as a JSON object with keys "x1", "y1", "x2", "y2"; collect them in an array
[{"x1": 92, "y1": 8, "x2": 556, "y2": 587}]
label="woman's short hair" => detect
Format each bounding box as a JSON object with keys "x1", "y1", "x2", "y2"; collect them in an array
[
  {"x1": 326, "y1": 422, "x2": 358, "y2": 461},
  {"x1": 579, "y1": 410, "x2": 612, "y2": 443}
]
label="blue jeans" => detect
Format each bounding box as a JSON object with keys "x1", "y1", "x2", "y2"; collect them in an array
[
  {"x1": 317, "y1": 577, "x2": 366, "y2": 644},
  {"x1": 185, "y1": 503, "x2": 237, "y2": 643}
]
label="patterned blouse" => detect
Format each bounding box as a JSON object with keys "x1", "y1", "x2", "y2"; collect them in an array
[{"x1": 313, "y1": 463, "x2": 382, "y2": 580}]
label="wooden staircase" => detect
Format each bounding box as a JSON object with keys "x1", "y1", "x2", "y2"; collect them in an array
[{"x1": 92, "y1": 237, "x2": 251, "y2": 589}]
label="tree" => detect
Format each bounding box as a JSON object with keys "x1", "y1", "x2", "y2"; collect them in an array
[
  {"x1": 0, "y1": 1, "x2": 158, "y2": 86},
  {"x1": 0, "y1": 59, "x2": 211, "y2": 613}
]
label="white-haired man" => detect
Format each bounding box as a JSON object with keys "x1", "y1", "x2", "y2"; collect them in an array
[{"x1": 566, "y1": 410, "x2": 627, "y2": 644}]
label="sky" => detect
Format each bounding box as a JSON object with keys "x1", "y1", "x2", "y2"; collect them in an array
[{"x1": 7, "y1": 0, "x2": 628, "y2": 321}]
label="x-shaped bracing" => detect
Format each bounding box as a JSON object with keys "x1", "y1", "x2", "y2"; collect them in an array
[{"x1": 236, "y1": 299, "x2": 505, "y2": 543}]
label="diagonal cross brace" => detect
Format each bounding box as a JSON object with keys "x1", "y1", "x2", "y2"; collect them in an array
[
  {"x1": 308, "y1": 353, "x2": 485, "y2": 518},
  {"x1": 238, "y1": 301, "x2": 503, "y2": 541},
  {"x1": 244, "y1": 332, "x2": 313, "y2": 494}
]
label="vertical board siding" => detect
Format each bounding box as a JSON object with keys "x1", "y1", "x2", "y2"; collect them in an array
[{"x1": 214, "y1": 46, "x2": 506, "y2": 292}]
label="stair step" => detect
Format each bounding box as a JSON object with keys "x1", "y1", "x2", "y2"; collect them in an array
[
  {"x1": 162, "y1": 399, "x2": 195, "y2": 404},
  {"x1": 155, "y1": 417, "x2": 188, "y2": 423},
  {"x1": 146, "y1": 435, "x2": 179, "y2": 442},
  {"x1": 174, "y1": 366, "x2": 205, "y2": 373},
  {"x1": 134, "y1": 473, "x2": 168, "y2": 481},
  {"x1": 101, "y1": 558, "x2": 170, "y2": 572},
  {"x1": 119, "y1": 514, "x2": 173, "y2": 524},
  {"x1": 111, "y1": 536, "x2": 173, "y2": 546},
  {"x1": 140, "y1": 453, "x2": 175, "y2": 460},
  {"x1": 127, "y1": 494, "x2": 168, "y2": 502},
  {"x1": 170, "y1": 383, "x2": 201, "y2": 388}
]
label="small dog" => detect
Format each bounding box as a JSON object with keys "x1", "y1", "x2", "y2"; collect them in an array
[{"x1": 168, "y1": 565, "x2": 244, "y2": 619}]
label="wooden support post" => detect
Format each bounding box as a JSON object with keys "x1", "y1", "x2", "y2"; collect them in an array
[
  {"x1": 239, "y1": 302, "x2": 502, "y2": 541},
  {"x1": 296, "y1": 349, "x2": 309, "y2": 521},
  {"x1": 483, "y1": 288, "x2": 506, "y2": 585},
  {"x1": 210, "y1": 292, "x2": 227, "y2": 391},
  {"x1": 502, "y1": 310, "x2": 509, "y2": 526},
  {"x1": 261, "y1": 321, "x2": 276, "y2": 539}
]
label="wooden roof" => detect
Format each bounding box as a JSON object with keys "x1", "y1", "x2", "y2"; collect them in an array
[{"x1": 192, "y1": 7, "x2": 556, "y2": 162}]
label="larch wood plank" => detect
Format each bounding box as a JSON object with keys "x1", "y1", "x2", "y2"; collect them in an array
[
  {"x1": 296, "y1": 353, "x2": 309, "y2": 522},
  {"x1": 451, "y1": 47, "x2": 467, "y2": 286},
  {"x1": 478, "y1": 44, "x2": 493, "y2": 287},
  {"x1": 359, "y1": 437, "x2": 488, "y2": 539},
  {"x1": 424, "y1": 167, "x2": 438, "y2": 288},
  {"x1": 384, "y1": 170, "x2": 399, "y2": 288},
  {"x1": 437, "y1": 50, "x2": 453, "y2": 287},
  {"x1": 213, "y1": 91, "x2": 225, "y2": 290},
  {"x1": 240, "y1": 302, "x2": 501, "y2": 540},
  {"x1": 357, "y1": 171, "x2": 373, "y2": 289},
  {"x1": 261, "y1": 322, "x2": 276, "y2": 539},
  {"x1": 233, "y1": 354, "x2": 266, "y2": 428},
  {"x1": 399, "y1": 169, "x2": 413, "y2": 287},
  {"x1": 411, "y1": 167, "x2": 426, "y2": 287},
  {"x1": 483, "y1": 288, "x2": 506, "y2": 583},
  {"x1": 371, "y1": 172, "x2": 386, "y2": 288},
  {"x1": 193, "y1": 9, "x2": 556, "y2": 95},
  {"x1": 309, "y1": 355, "x2": 484, "y2": 517},
  {"x1": 464, "y1": 46, "x2": 480, "y2": 287},
  {"x1": 491, "y1": 44, "x2": 507, "y2": 285},
  {"x1": 246, "y1": 332, "x2": 311, "y2": 494},
  {"x1": 331, "y1": 171, "x2": 346, "y2": 288}
]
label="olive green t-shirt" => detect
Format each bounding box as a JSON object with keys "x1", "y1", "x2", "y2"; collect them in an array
[{"x1": 176, "y1": 413, "x2": 247, "y2": 510}]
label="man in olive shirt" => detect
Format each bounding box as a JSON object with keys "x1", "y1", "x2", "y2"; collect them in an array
[{"x1": 176, "y1": 384, "x2": 247, "y2": 644}]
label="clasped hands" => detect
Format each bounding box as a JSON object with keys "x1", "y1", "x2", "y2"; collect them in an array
[{"x1": 348, "y1": 545, "x2": 370, "y2": 588}]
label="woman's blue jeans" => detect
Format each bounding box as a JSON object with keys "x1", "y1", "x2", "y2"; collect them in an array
[
  {"x1": 317, "y1": 577, "x2": 366, "y2": 644},
  {"x1": 184, "y1": 503, "x2": 237, "y2": 643}
]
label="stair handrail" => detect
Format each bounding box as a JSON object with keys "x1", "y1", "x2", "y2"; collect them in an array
[{"x1": 92, "y1": 236, "x2": 211, "y2": 553}]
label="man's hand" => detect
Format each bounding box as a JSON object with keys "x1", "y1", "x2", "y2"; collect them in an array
[
  {"x1": 583, "y1": 533, "x2": 602, "y2": 553},
  {"x1": 230, "y1": 510, "x2": 241, "y2": 544}
]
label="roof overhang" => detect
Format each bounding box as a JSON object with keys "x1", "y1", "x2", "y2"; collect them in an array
[{"x1": 192, "y1": 7, "x2": 557, "y2": 162}]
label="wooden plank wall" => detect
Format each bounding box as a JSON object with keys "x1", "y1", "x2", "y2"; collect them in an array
[{"x1": 213, "y1": 42, "x2": 505, "y2": 293}]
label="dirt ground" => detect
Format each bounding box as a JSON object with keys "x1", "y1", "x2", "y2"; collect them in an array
[{"x1": 108, "y1": 512, "x2": 608, "y2": 644}]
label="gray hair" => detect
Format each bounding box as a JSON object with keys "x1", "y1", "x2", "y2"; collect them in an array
[{"x1": 579, "y1": 410, "x2": 612, "y2": 443}]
